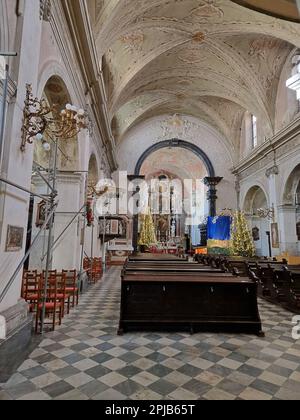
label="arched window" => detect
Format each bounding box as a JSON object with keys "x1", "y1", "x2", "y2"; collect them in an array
[
  {"x1": 286, "y1": 54, "x2": 300, "y2": 101},
  {"x1": 251, "y1": 114, "x2": 258, "y2": 149}
]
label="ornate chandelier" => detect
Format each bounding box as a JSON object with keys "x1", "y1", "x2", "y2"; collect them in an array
[
  {"x1": 21, "y1": 84, "x2": 90, "y2": 151},
  {"x1": 231, "y1": 0, "x2": 300, "y2": 23},
  {"x1": 256, "y1": 207, "x2": 275, "y2": 221}
]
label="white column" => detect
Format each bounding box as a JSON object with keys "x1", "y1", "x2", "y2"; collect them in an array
[
  {"x1": 84, "y1": 204, "x2": 101, "y2": 261},
  {"x1": 268, "y1": 172, "x2": 280, "y2": 257},
  {"x1": 278, "y1": 205, "x2": 298, "y2": 255},
  {"x1": 52, "y1": 174, "x2": 83, "y2": 271},
  {"x1": 0, "y1": 0, "x2": 43, "y2": 313}
]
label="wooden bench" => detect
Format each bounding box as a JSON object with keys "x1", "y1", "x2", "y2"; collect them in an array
[
  {"x1": 129, "y1": 254, "x2": 188, "y2": 262},
  {"x1": 119, "y1": 259, "x2": 263, "y2": 337}
]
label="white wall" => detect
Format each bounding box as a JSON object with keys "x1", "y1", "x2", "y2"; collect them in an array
[
  {"x1": 240, "y1": 131, "x2": 300, "y2": 257},
  {"x1": 0, "y1": 1, "x2": 107, "y2": 313}
]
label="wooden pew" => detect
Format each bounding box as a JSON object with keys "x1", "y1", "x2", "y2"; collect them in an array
[
  {"x1": 129, "y1": 254, "x2": 188, "y2": 262},
  {"x1": 119, "y1": 259, "x2": 263, "y2": 337},
  {"x1": 252, "y1": 264, "x2": 300, "y2": 313}
]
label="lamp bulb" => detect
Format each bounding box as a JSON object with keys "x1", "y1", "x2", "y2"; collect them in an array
[
  {"x1": 42, "y1": 141, "x2": 51, "y2": 151},
  {"x1": 35, "y1": 133, "x2": 44, "y2": 141}
]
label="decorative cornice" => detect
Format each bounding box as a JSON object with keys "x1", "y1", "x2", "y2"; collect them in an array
[
  {"x1": 32, "y1": 172, "x2": 83, "y2": 187},
  {"x1": 60, "y1": 0, "x2": 118, "y2": 172},
  {"x1": 233, "y1": 115, "x2": 300, "y2": 178},
  {"x1": 265, "y1": 165, "x2": 279, "y2": 178},
  {"x1": 40, "y1": 0, "x2": 51, "y2": 22}
]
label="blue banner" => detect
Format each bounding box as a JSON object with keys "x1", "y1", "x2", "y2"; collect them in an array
[{"x1": 207, "y1": 216, "x2": 231, "y2": 250}]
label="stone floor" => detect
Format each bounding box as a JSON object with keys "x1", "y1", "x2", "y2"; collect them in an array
[{"x1": 1, "y1": 267, "x2": 300, "y2": 400}]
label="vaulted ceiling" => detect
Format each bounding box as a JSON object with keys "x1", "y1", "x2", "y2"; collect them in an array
[{"x1": 87, "y1": 0, "x2": 300, "y2": 150}]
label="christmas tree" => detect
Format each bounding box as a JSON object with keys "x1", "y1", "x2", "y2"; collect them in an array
[
  {"x1": 230, "y1": 211, "x2": 256, "y2": 257},
  {"x1": 139, "y1": 210, "x2": 157, "y2": 248}
]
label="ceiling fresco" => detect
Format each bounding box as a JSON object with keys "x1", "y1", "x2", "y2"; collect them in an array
[
  {"x1": 140, "y1": 147, "x2": 208, "y2": 181},
  {"x1": 87, "y1": 0, "x2": 300, "y2": 151}
]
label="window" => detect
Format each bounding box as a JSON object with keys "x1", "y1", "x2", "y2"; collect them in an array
[{"x1": 251, "y1": 115, "x2": 258, "y2": 148}]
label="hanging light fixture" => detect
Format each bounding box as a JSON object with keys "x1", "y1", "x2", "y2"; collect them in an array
[
  {"x1": 21, "y1": 84, "x2": 90, "y2": 151},
  {"x1": 231, "y1": 0, "x2": 300, "y2": 23}
]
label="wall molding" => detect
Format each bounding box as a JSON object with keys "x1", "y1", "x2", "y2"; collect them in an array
[{"x1": 233, "y1": 114, "x2": 300, "y2": 180}]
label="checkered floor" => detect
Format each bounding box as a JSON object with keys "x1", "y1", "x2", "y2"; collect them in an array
[{"x1": 1, "y1": 267, "x2": 300, "y2": 400}]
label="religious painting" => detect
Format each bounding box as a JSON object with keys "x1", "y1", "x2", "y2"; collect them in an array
[
  {"x1": 271, "y1": 223, "x2": 280, "y2": 249},
  {"x1": 252, "y1": 226, "x2": 260, "y2": 242},
  {"x1": 98, "y1": 217, "x2": 127, "y2": 239},
  {"x1": 110, "y1": 220, "x2": 119, "y2": 236},
  {"x1": 5, "y1": 225, "x2": 24, "y2": 252},
  {"x1": 36, "y1": 200, "x2": 47, "y2": 228}
]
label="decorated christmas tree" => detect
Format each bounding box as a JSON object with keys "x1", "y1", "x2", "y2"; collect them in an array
[
  {"x1": 139, "y1": 210, "x2": 157, "y2": 249},
  {"x1": 230, "y1": 211, "x2": 256, "y2": 257}
]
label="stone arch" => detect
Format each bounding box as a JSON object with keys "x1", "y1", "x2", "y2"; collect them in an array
[
  {"x1": 243, "y1": 185, "x2": 269, "y2": 216},
  {"x1": 275, "y1": 47, "x2": 299, "y2": 132},
  {"x1": 37, "y1": 60, "x2": 78, "y2": 101},
  {"x1": 134, "y1": 139, "x2": 215, "y2": 177},
  {"x1": 282, "y1": 164, "x2": 300, "y2": 205},
  {"x1": 243, "y1": 185, "x2": 270, "y2": 257},
  {"x1": 34, "y1": 75, "x2": 79, "y2": 171}
]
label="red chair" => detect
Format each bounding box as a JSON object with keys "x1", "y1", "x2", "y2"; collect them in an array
[
  {"x1": 62, "y1": 270, "x2": 79, "y2": 307},
  {"x1": 35, "y1": 273, "x2": 63, "y2": 333},
  {"x1": 88, "y1": 259, "x2": 102, "y2": 283},
  {"x1": 22, "y1": 271, "x2": 40, "y2": 312}
]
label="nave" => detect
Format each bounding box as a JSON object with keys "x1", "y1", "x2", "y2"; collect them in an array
[{"x1": 1, "y1": 268, "x2": 300, "y2": 401}]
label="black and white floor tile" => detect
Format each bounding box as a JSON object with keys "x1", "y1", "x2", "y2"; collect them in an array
[{"x1": 1, "y1": 268, "x2": 300, "y2": 400}]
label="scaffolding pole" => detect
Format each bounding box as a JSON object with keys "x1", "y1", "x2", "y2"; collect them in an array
[
  {"x1": 41, "y1": 204, "x2": 86, "y2": 262},
  {"x1": 40, "y1": 138, "x2": 59, "y2": 335},
  {"x1": 79, "y1": 173, "x2": 88, "y2": 286},
  {"x1": 0, "y1": 203, "x2": 57, "y2": 303},
  {"x1": 33, "y1": 166, "x2": 56, "y2": 193},
  {"x1": 0, "y1": 176, "x2": 52, "y2": 203},
  {"x1": 0, "y1": 64, "x2": 9, "y2": 167}
]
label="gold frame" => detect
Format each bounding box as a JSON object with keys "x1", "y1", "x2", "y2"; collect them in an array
[
  {"x1": 5, "y1": 225, "x2": 24, "y2": 252},
  {"x1": 271, "y1": 223, "x2": 280, "y2": 249}
]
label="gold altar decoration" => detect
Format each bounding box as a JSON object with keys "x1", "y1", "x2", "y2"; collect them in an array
[
  {"x1": 139, "y1": 209, "x2": 157, "y2": 248},
  {"x1": 230, "y1": 211, "x2": 256, "y2": 258}
]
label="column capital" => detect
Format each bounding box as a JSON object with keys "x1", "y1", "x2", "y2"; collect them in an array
[
  {"x1": 278, "y1": 204, "x2": 298, "y2": 212},
  {"x1": 127, "y1": 175, "x2": 145, "y2": 252},
  {"x1": 203, "y1": 177, "x2": 223, "y2": 217},
  {"x1": 203, "y1": 177, "x2": 223, "y2": 188},
  {"x1": 127, "y1": 175, "x2": 145, "y2": 182}
]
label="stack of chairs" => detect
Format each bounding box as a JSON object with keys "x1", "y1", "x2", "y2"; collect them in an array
[
  {"x1": 22, "y1": 269, "x2": 80, "y2": 333},
  {"x1": 83, "y1": 257, "x2": 103, "y2": 283}
]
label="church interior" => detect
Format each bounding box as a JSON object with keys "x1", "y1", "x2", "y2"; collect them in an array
[{"x1": 1, "y1": 0, "x2": 300, "y2": 401}]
